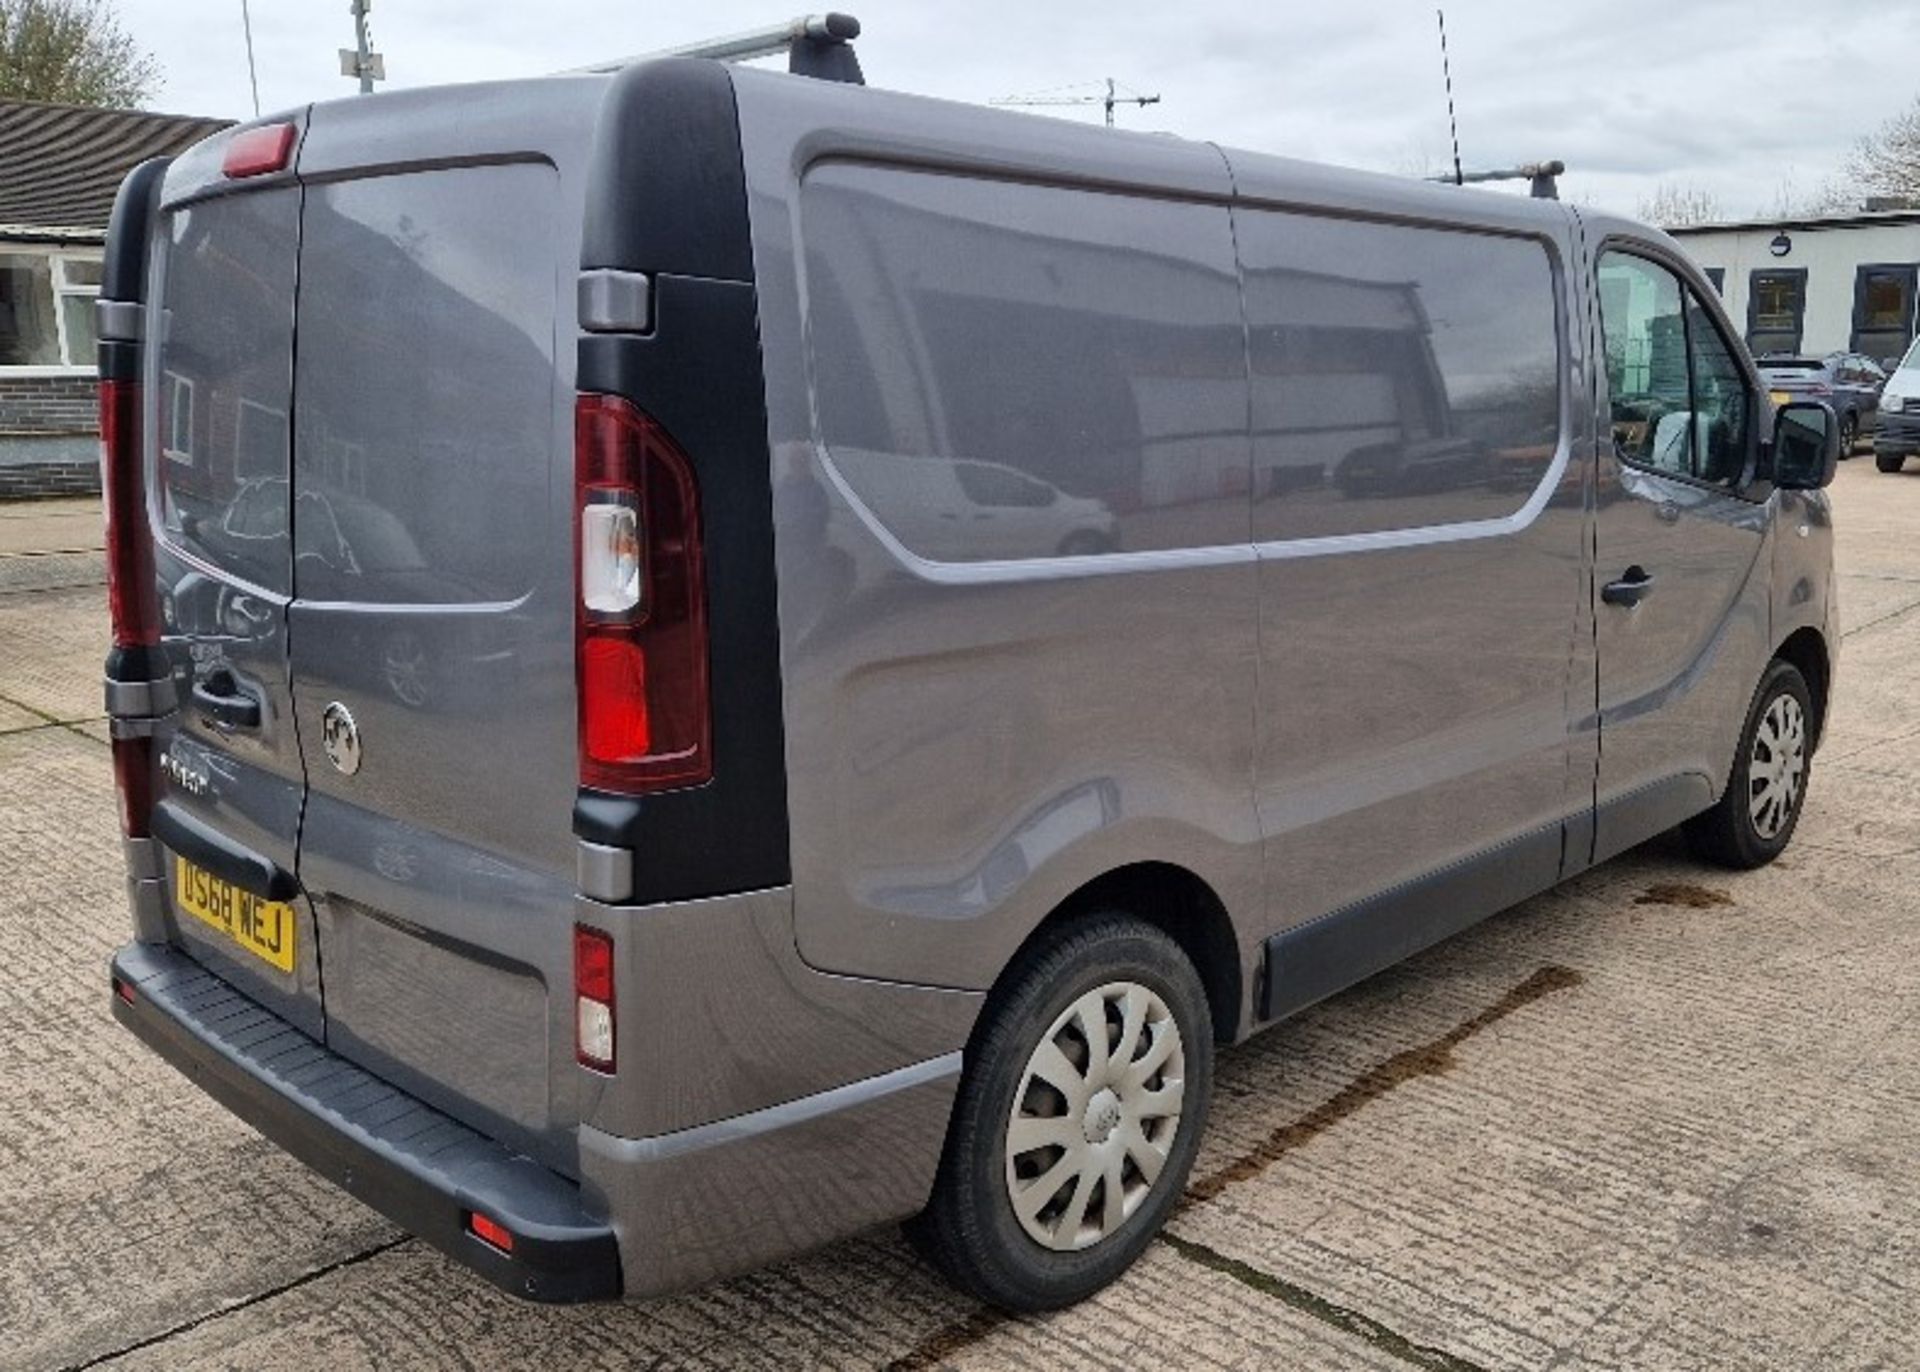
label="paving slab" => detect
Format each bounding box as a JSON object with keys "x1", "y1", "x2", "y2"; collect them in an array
[{"x1": 0, "y1": 584, "x2": 108, "y2": 723}]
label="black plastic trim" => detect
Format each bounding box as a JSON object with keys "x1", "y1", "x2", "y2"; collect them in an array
[
  {"x1": 573, "y1": 276, "x2": 791, "y2": 901},
  {"x1": 104, "y1": 642, "x2": 173, "y2": 686},
  {"x1": 1591, "y1": 772, "x2": 1715, "y2": 869},
  {"x1": 111, "y1": 942, "x2": 621, "y2": 1303},
  {"x1": 1261, "y1": 818, "x2": 1567, "y2": 1022},
  {"x1": 579, "y1": 59, "x2": 753, "y2": 284},
  {"x1": 152, "y1": 799, "x2": 299, "y2": 901},
  {"x1": 101, "y1": 157, "x2": 171, "y2": 305}
]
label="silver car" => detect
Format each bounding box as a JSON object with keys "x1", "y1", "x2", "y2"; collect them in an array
[{"x1": 98, "y1": 30, "x2": 1840, "y2": 1312}]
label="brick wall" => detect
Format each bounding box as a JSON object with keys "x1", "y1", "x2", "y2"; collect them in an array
[
  {"x1": 0, "y1": 376, "x2": 99, "y2": 436},
  {"x1": 0, "y1": 376, "x2": 100, "y2": 499},
  {"x1": 0, "y1": 460, "x2": 99, "y2": 499}
]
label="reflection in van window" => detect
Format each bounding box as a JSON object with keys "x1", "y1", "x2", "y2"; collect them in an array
[
  {"x1": 801, "y1": 163, "x2": 1249, "y2": 562},
  {"x1": 151, "y1": 189, "x2": 300, "y2": 596},
  {"x1": 1239, "y1": 212, "x2": 1562, "y2": 542},
  {"x1": 293, "y1": 164, "x2": 557, "y2": 605}
]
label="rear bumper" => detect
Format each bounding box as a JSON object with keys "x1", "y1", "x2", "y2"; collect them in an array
[
  {"x1": 110, "y1": 941, "x2": 621, "y2": 1303},
  {"x1": 112, "y1": 936, "x2": 967, "y2": 1302}
]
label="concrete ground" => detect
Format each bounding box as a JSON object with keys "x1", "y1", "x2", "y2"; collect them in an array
[{"x1": 3, "y1": 464, "x2": 1918, "y2": 1371}]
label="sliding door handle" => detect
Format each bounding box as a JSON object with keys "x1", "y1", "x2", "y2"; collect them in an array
[{"x1": 1602, "y1": 566, "x2": 1656, "y2": 607}]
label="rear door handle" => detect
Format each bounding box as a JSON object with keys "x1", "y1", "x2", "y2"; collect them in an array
[
  {"x1": 192, "y1": 670, "x2": 262, "y2": 729},
  {"x1": 1602, "y1": 566, "x2": 1656, "y2": 607}
]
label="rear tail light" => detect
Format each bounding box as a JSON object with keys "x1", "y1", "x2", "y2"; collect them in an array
[
  {"x1": 574, "y1": 924, "x2": 616, "y2": 1072},
  {"x1": 574, "y1": 394, "x2": 710, "y2": 793},
  {"x1": 99, "y1": 379, "x2": 158, "y2": 650},
  {"x1": 111, "y1": 734, "x2": 155, "y2": 838},
  {"x1": 221, "y1": 122, "x2": 297, "y2": 179}
]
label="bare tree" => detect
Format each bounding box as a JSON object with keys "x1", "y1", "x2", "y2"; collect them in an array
[
  {"x1": 1845, "y1": 95, "x2": 1920, "y2": 204},
  {"x1": 0, "y1": 0, "x2": 156, "y2": 107},
  {"x1": 1759, "y1": 173, "x2": 1858, "y2": 220},
  {"x1": 1637, "y1": 182, "x2": 1724, "y2": 229}
]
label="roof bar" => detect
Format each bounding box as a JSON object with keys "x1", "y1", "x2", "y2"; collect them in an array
[{"x1": 574, "y1": 13, "x2": 863, "y2": 83}]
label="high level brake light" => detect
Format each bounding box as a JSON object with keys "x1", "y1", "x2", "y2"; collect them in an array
[
  {"x1": 574, "y1": 394, "x2": 711, "y2": 793},
  {"x1": 221, "y1": 122, "x2": 297, "y2": 179}
]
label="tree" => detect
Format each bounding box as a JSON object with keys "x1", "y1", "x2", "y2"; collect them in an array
[
  {"x1": 0, "y1": 0, "x2": 156, "y2": 108},
  {"x1": 1637, "y1": 182, "x2": 1723, "y2": 229},
  {"x1": 1845, "y1": 95, "x2": 1920, "y2": 204}
]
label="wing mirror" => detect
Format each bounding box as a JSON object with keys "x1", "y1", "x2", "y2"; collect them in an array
[{"x1": 1772, "y1": 400, "x2": 1839, "y2": 490}]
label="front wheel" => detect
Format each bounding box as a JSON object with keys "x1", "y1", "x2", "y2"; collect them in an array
[
  {"x1": 907, "y1": 914, "x2": 1214, "y2": 1312},
  {"x1": 1878, "y1": 451, "x2": 1908, "y2": 473},
  {"x1": 1684, "y1": 660, "x2": 1813, "y2": 869}
]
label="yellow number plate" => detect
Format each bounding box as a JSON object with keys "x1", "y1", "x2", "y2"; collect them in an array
[{"x1": 175, "y1": 858, "x2": 296, "y2": 973}]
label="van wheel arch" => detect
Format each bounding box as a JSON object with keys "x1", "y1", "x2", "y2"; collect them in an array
[
  {"x1": 1774, "y1": 627, "x2": 1831, "y2": 754},
  {"x1": 990, "y1": 863, "x2": 1243, "y2": 1045}
]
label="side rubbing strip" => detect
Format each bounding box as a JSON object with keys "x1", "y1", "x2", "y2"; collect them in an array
[{"x1": 1262, "y1": 819, "x2": 1567, "y2": 1022}]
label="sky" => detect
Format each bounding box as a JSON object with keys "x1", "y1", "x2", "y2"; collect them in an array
[{"x1": 112, "y1": 0, "x2": 1920, "y2": 220}]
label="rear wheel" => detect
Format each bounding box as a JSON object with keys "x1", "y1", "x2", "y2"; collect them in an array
[
  {"x1": 908, "y1": 914, "x2": 1213, "y2": 1312},
  {"x1": 1684, "y1": 660, "x2": 1812, "y2": 869},
  {"x1": 1878, "y1": 451, "x2": 1908, "y2": 473},
  {"x1": 1838, "y1": 413, "x2": 1858, "y2": 457}
]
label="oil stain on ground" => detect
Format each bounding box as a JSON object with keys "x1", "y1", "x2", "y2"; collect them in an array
[
  {"x1": 1184, "y1": 963, "x2": 1584, "y2": 1204},
  {"x1": 883, "y1": 964, "x2": 1583, "y2": 1370},
  {"x1": 1634, "y1": 883, "x2": 1735, "y2": 910}
]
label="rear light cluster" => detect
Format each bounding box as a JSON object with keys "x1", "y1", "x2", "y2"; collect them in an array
[
  {"x1": 574, "y1": 924, "x2": 616, "y2": 1072},
  {"x1": 100, "y1": 376, "x2": 160, "y2": 840},
  {"x1": 100, "y1": 379, "x2": 157, "y2": 652},
  {"x1": 574, "y1": 393, "x2": 711, "y2": 793}
]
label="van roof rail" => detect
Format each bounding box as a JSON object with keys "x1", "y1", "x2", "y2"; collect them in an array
[{"x1": 573, "y1": 13, "x2": 864, "y2": 85}]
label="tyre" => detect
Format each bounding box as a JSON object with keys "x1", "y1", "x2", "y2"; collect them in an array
[
  {"x1": 1056, "y1": 530, "x2": 1113, "y2": 558},
  {"x1": 1838, "y1": 413, "x2": 1858, "y2": 457},
  {"x1": 1878, "y1": 451, "x2": 1907, "y2": 473},
  {"x1": 1684, "y1": 660, "x2": 1813, "y2": 869},
  {"x1": 908, "y1": 914, "x2": 1213, "y2": 1312}
]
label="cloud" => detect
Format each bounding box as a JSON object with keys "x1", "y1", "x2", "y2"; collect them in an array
[{"x1": 116, "y1": 0, "x2": 1919, "y2": 218}]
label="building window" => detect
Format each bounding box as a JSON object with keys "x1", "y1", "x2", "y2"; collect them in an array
[
  {"x1": 163, "y1": 372, "x2": 194, "y2": 463},
  {"x1": 0, "y1": 249, "x2": 103, "y2": 370},
  {"x1": 1851, "y1": 263, "x2": 1918, "y2": 366},
  {"x1": 1703, "y1": 266, "x2": 1725, "y2": 294},
  {"x1": 1747, "y1": 268, "x2": 1807, "y2": 356}
]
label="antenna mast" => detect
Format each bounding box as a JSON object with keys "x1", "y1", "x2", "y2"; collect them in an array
[
  {"x1": 239, "y1": 0, "x2": 260, "y2": 116},
  {"x1": 992, "y1": 78, "x2": 1161, "y2": 129},
  {"x1": 1437, "y1": 9, "x2": 1463, "y2": 187}
]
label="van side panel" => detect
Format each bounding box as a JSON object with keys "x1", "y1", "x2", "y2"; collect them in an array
[
  {"x1": 1222, "y1": 166, "x2": 1591, "y2": 1004},
  {"x1": 731, "y1": 70, "x2": 1264, "y2": 1010}
]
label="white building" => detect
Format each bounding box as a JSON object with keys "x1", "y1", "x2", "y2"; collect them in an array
[{"x1": 1669, "y1": 210, "x2": 1920, "y2": 366}]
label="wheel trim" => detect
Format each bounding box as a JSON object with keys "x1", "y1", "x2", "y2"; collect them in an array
[
  {"x1": 1004, "y1": 981, "x2": 1185, "y2": 1252},
  {"x1": 1748, "y1": 692, "x2": 1807, "y2": 841}
]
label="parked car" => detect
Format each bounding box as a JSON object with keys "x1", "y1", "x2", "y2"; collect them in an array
[
  {"x1": 1874, "y1": 335, "x2": 1920, "y2": 472},
  {"x1": 96, "y1": 36, "x2": 1841, "y2": 1315},
  {"x1": 1757, "y1": 352, "x2": 1887, "y2": 455}
]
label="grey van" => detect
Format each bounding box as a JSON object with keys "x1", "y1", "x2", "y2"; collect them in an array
[{"x1": 98, "y1": 22, "x2": 1840, "y2": 1312}]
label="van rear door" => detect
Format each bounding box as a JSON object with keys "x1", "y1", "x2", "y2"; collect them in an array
[
  {"x1": 284, "y1": 91, "x2": 592, "y2": 1173},
  {"x1": 145, "y1": 135, "x2": 319, "y2": 1037}
]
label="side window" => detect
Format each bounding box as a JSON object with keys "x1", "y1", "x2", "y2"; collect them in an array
[
  {"x1": 1684, "y1": 290, "x2": 1752, "y2": 485},
  {"x1": 1598, "y1": 251, "x2": 1752, "y2": 487},
  {"x1": 1598, "y1": 252, "x2": 1692, "y2": 477},
  {"x1": 1238, "y1": 210, "x2": 1563, "y2": 542}
]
